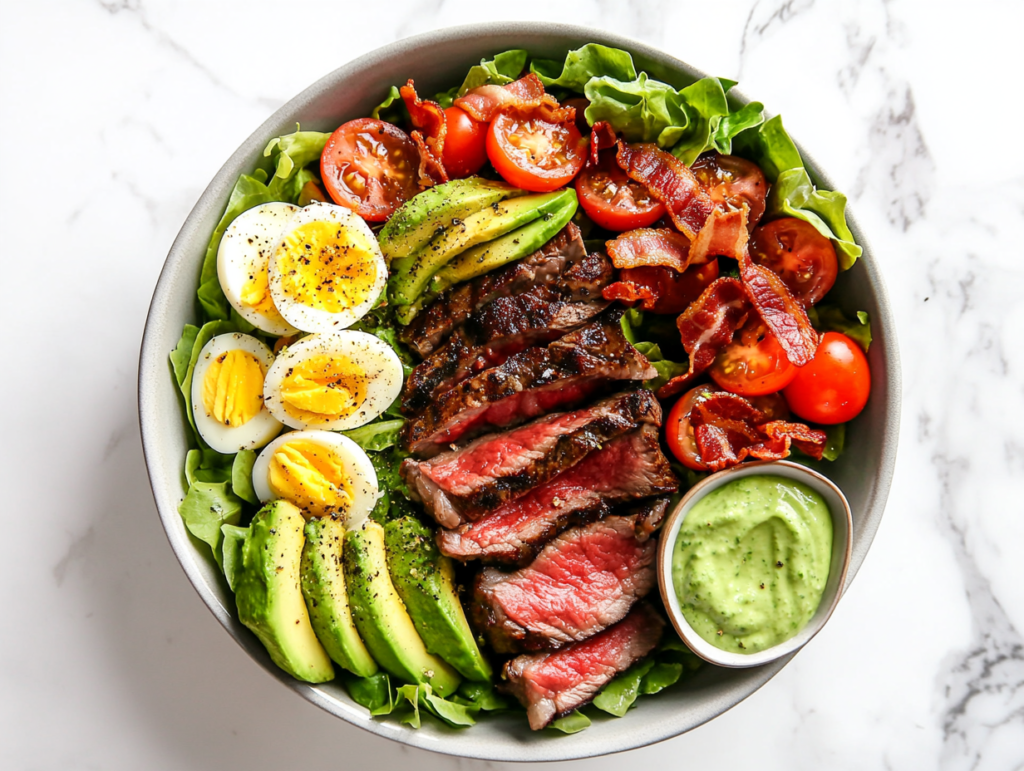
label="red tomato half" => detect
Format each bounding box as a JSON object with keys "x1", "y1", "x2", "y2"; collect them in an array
[
  {"x1": 321, "y1": 118, "x2": 420, "y2": 221},
  {"x1": 618, "y1": 260, "x2": 719, "y2": 315},
  {"x1": 749, "y1": 217, "x2": 838, "y2": 306},
  {"x1": 441, "y1": 106, "x2": 488, "y2": 179},
  {"x1": 575, "y1": 154, "x2": 667, "y2": 231},
  {"x1": 783, "y1": 331, "x2": 870, "y2": 424},
  {"x1": 690, "y1": 152, "x2": 769, "y2": 228},
  {"x1": 665, "y1": 384, "x2": 721, "y2": 471},
  {"x1": 486, "y1": 112, "x2": 587, "y2": 192},
  {"x1": 709, "y1": 321, "x2": 798, "y2": 397}
]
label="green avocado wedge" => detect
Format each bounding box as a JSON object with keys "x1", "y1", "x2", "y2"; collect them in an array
[
  {"x1": 430, "y1": 189, "x2": 578, "y2": 295},
  {"x1": 344, "y1": 521, "x2": 461, "y2": 697},
  {"x1": 388, "y1": 190, "x2": 569, "y2": 313},
  {"x1": 378, "y1": 177, "x2": 522, "y2": 265},
  {"x1": 234, "y1": 500, "x2": 334, "y2": 684},
  {"x1": 384, "y1": 517, "x2": 493, "y2": 682},
  {"x1": 300, "y1": 517, "x2": 378, "y2": 678}
]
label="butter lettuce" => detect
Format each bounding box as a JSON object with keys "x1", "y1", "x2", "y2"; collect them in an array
[
  {"x1": 531, "y1": 43, "x2": 636, "y2": 91},
  {"x1": 436, "y1": 49, "x2": 529, "y2": 108},
  {"x1": 341, "y1": 419, "x2": 405, "y2": 452},
  {"x1": 231, "y1": 450, "x2": 259, "y2": 505},
  {"x1": 809, "y1": 304, "x2": 872, "y2": 352},
  {"x1": 549, "y1": 710, "x2": 591, "y2": 734},
  {"x1": 219, "y1": 523, "x2": 250, "y2": 591},
  {"x1": 342, "y1": 674, "x2": 509, "y2": 728},
  {"x1": 178, "y1": 480, "x2": 244, "y2": 563}
]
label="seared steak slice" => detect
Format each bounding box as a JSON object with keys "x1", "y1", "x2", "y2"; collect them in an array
[
  {"x1": 436, "y1": 425, "x2": 678, "y2": 564},
  {"x1": 473, "y1": 514, "x2": 657, "y2": 654},
  {"x1": 401, "y1": 289, "x2": 609, "y2": 414},
  {"x1": 629, "y1": 496, "x2": 671, "y2": 542},
  {"x1": 400, "y1": 222, "x2": 586, "y2": 357},
  {"x1": 401, "y1": 310, "x2": 656, "y2": 457},
  {"x1": 503, "y1": 603, "x2": 664, "y2": 730},
  {"x1": 403, "y1": 389, "x2": 661, "y2": 528}
]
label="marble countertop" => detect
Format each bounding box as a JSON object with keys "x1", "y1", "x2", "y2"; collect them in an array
[{"x1": 2, "y1": 0, "x2": 1022, "y2": 768}]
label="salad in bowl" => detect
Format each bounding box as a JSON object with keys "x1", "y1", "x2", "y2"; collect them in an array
[{"x1": 142, "y1": 25, "x2": 897, "y2": 760}]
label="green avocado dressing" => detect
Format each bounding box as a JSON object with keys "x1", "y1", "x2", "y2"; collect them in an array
[{"x1": 672, "y1": 475, "x2": 833, "y2": 654}]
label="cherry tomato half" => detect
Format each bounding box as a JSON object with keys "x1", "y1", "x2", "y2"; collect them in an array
[
  {"x1": 575, "y1": 153, "x2": 667, "y2": 231},
  {"x1": 321, "y1": 118, "x2": 420, "y2": 222},
  {"x1": 749, "y1": 217, "x2": 838, "y2": 306},
  {"x1": 690, "y1": 151, "x2": 769, "y2": 228},
  {"x1": 618, "y1": 260, "x2": 719, "y2": 315},
  {"x1": 441, "y1": 106, "x2": 488, "y2": 179},
  {"x1": 665, "y1": 384, "x2": 721, "y2": 471},
  {"x1": 783, "y1": 331, "x2": 870, "y2": 424},
  {"x1": 709, "y1": 321, "x2": 798, "y2": 397},
  {"x1": 486, "y1": 112, "x2": 587, "y2": 192}
]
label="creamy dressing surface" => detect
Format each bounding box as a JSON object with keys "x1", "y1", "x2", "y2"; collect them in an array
[{"x1": 672, "y1": 475, "x2": 833, "y2": 654}]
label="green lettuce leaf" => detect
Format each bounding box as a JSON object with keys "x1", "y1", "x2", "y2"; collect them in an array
[
  {"x1": 170, "y1": 324, "x2": 199, "y2": 387},
  {"x1": 549, "y1": 710, "x2": 591, "y2": 734},
  {"x1": 768, "y1": 168, "x2": 862, "y2": 269},
  {"x1": 531, "y1": 43, "x2": 636, "y2": 92},
  {"x1": 822, "y1": 422, "x2": 846, "y2": 462},
  {"x1": 180, "y1": 320, "x2": 237, "y2": 441},
  {"x1": 593, "y1": 659, "x2": 656, "y2": 717},
  {"x1": 219, "y1": 523, "x2": 249, "y2": 591},
  {"x1": 185, "y1": 448, "x2": 234, "y2": 485},
  {"x1": 178, "y1": 481, "x2": 244, "y2": 562},
  {"x1": 664, "y1": 77, "x2": 732, "y2": 166},
  {"x1": 634, "y1": 342, "x2": 688, "y2": 393},
  {"x1": 372, "y1": 85, "x2": 408, "y2": 123},
  {"x1": 452, "y1": 681, "x2": 511, "y2": 712},
  {"x1": 711, "y1": 101, "x2": 766, "y2": 155},
  {"x1": 343, "y1": 671, "x2": 394, "y2": 713},
  {"x1": 809, "y1": 304, "x2": 872, "y2": 352},
  {"x1": 436, "y1": 49, "x2": 529, "y2": 108},
  {"x1": 732, "y1": 114, "x2": 803, "y2": 182},
  {"x1": 231, "y1": 450, "x2": 259, "y2": 505},
  {"x1": 639, "y1": 662, "x2": 684, "y2": 694},
  {"x1": 341, "y1": 419, "x2": 405, "y2": 452}
]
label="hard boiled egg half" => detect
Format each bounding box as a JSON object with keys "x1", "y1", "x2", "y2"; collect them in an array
[
  {"x1": 190, "y1": 333, "x2": 283, "y2": 453},
  {"x1": 251, "y1": 430, "x2": 378, "y2": 525},
  {"x1": 263, "y1": 331, "x2": 403, "y2": 431},
  {"x1": 268, "y1": 201, "x2": 387, "y2": 333},
  {"x1": 217, "y1": 202, "x2": 300, "y2": 336}
]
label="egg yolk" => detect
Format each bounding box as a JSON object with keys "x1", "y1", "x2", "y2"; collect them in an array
[
  {"x1": 275, "y1": 221, "x2": 378, "y2": 313},
  {"x1": 267, "y1": 440, "x2": 352, "y2": 518},
  {"x1": 240, "y1": 266, "x2": 288, "y2": 325},
  {"x1": 279, "y1": 354, "x2": 368, "y2": 424},
  {"x1": 201, "y1": 349, "x2": 265, "y2": 427}
]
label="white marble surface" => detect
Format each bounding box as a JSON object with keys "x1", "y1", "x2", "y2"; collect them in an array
[{"x1": 2, "y1": 1, "x2": 1022, "y2": 768}]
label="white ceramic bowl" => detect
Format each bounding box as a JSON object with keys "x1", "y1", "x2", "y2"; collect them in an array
[
  {"x1": 657, "y1": 460, "x2": 853, "y2": 669},
  {"x1": 138, "y1": 22, "x2": 901, "y2": 762}
]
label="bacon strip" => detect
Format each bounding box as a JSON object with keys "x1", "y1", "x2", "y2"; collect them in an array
[
  {"x1": 400, "y1": 80, "x2": 448, "y2": 186},
  {"x1": 656, "y1": 278, "x2": 750, "y2": 399},
  {"x1": 689, "y1": 208, "x2": 749, "y2": 265},
  {"x1": 616, "y1": 143, "x2": 714, "y2": 239},
  {"x1": 603, "y1": 262, "x2": 719, "y2": 315},
  {"x1": 606, "y1": 228, "x2": 694, "y2": 272},
  {"x1": 455, "y1": 73, "x2": 574, "y2": 124},
  {"x1": 738, "y1": 252, "x2": 819, "y2": 367},
  {"x1": 602, "y1": 281, "x2": 655, "y2": 307},
  {"x1": 690, "y1": 393, "x2": 826, "y2": 471},
  {"x1": 589, "y1": 120, "x2": 617, "y2": 165}
]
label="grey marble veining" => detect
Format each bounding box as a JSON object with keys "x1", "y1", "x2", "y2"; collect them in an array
[{"x1": 1, "y1": 0, "x2": 1022, "y2": 768}]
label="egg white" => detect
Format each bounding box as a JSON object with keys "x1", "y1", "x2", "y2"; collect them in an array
[
  {"x1": 263, "y1": 331, "x2": 404, "y2": 431},
  {"x1": 268, "y1": 202, "x2": 386, "y2": 333},
  {"x1": 190, "y1": 333, "x2": 283, "y2": 454},
  {"x1": 251, "y1": 430, "x2": 379, "y2": 528},
  {"x1": 217, "y1": 202, "x2": 300, "y2": 337}
]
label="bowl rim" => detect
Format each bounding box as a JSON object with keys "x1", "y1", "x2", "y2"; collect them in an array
[
  {"x1": 138, "y1": 20, "x2": 902, "y2": 762},
  {"x1": 656, "y1": 460, "x2": 854, "y2": 669}
]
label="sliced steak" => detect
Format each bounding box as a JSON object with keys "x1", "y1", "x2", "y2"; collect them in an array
[
  {"x1": 503, "y1": 603, "x2": 665, "y2": 730},
  {"x1": 400, "y1": 222, "x2": 586, "y2": 358},
  {"x1": 401, "y1": 310, "x2": 656, "y2": 457},
  {"x1": 436, "y1": 425, "x2": 678, "y2": 564},
  {"x1": 473, "y1": 514, "x2": 657, "y2": 654},
  {"x1": 629, "y1": 496, "x2": 671, "y2": 542},
  {"x1": 403, "y1": 389, "x2": 661, "y2": 528},
  {"x1": 401, "y1": 290, "x2": 610, "y2": 414}
]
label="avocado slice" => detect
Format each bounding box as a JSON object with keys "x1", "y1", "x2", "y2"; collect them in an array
[
  {"x1": 430, "y1": 189, "x2": 578, "y2": 294},
  {"x1": 344, "y1": 521, "x2": 461, "y2": 696},
  {"x1": 388, "y1": 190, "x2": 569, "y2": 311},
  {"x1": 234, "y1": 500, "x2": 334, "y2": 683},
  {"x1": 300, "y1": 516, "x2": 378, "y2": 678},
  {"x1": 378, "y1": 177, "x2": 521, "y2": 265},
  {"x1": 384, "y1": 517, "x2": 492, "y2": 682}
]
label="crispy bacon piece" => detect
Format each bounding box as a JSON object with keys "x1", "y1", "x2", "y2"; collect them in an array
[
  {"x1": 616, "y1": 143, "x2": 714, "y2": 239},
  {"x1": 602, "y1": 280, "x2": 655, "y2": 307},
  {"x1": 738, "y1": 252, "x2": 819, "y2": 367},
  {"x1": 656, "y1": 277, "x2": 751, "y2": 399},
  {"x1": 400, "y1": 80, "x2": 448, "y2": 186},
  {"x1": 606, "y1": 228, "x2": 695, "y2": 273},
  {"x1": 455, "y1": 73, "x2": 574, "y2": 124},
  {"x1": 689, "y1": 208, "x2": 749, "y2": 265},
  {"x1": 690, "y1": 392, "x2": 826, "y2": 471},
  {"x1": 589, "y1": 120, "x2": 617, "y2": 165},
  {"x1": 603, "y1": 262, "x2": 719, "y2": 315}
]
